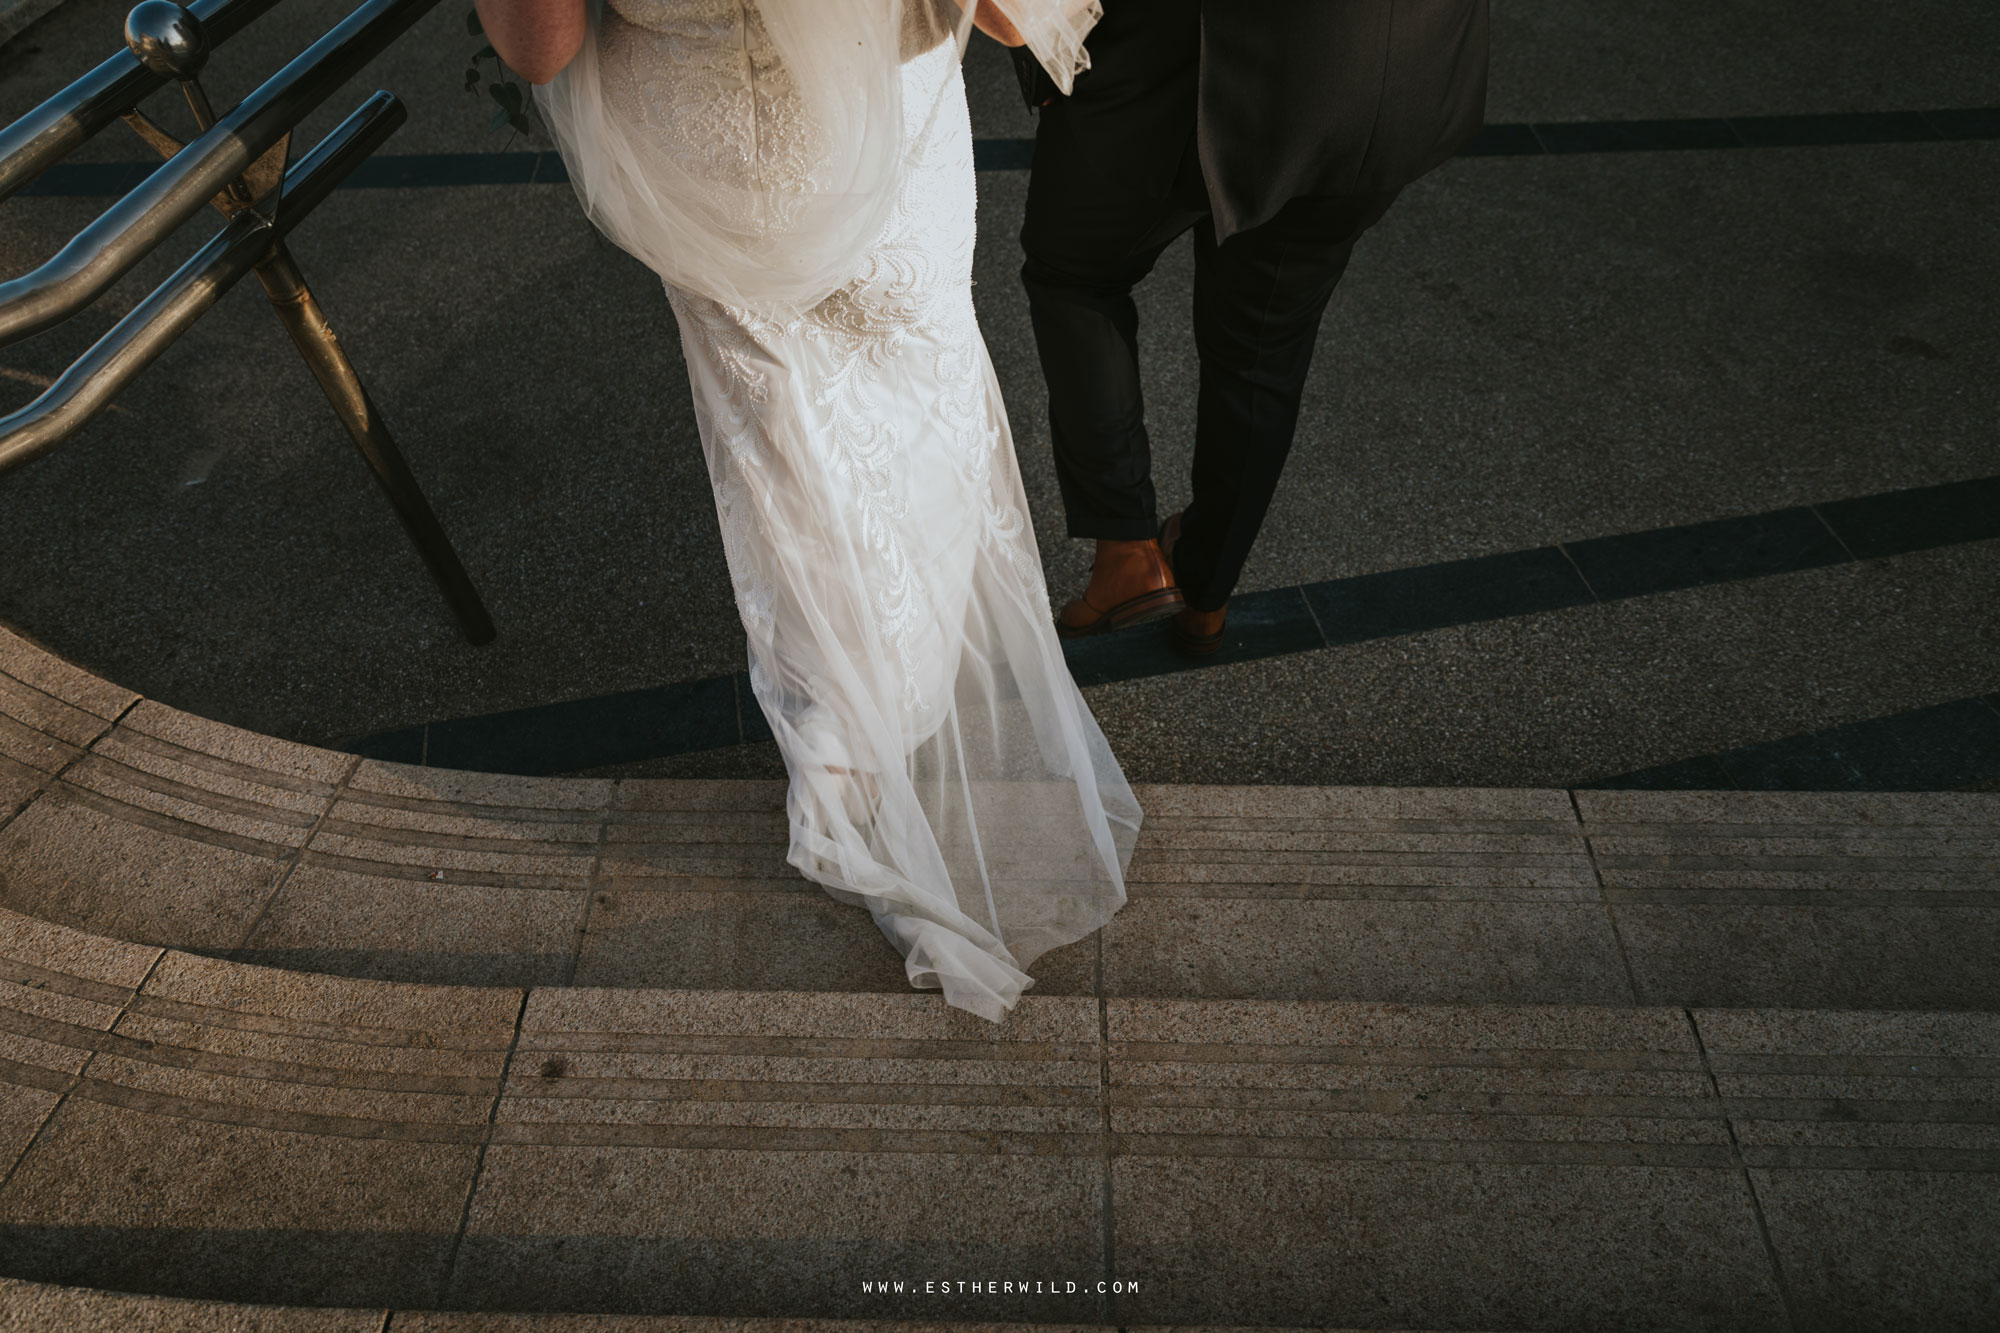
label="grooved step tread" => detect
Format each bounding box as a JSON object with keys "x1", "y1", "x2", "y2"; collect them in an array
[
  {"x1": 3, "y1": 622, "x2": 1998, "y2": 1010},
  {"x1": 0, "y1": 909, "x2": 1995, "y2": 1328},
  {"x1": 0, "y1": 1277, "x2": 1439, "y2": 1332}
]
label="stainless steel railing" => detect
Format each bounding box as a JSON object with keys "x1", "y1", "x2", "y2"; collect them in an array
[
  {"x1": 0, "y1": 0, "x2": 283, "y2": 203},
  {"x1": 0, "y1": 0, "x2": 495, "y2": 644}
]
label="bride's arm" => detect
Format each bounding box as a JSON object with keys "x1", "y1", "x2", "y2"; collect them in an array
[
  {"x1": 973, "y1": 2, "x2": 1025, "y2": 46},
  {"x1": 473, "y1": 0, "x2": 586, "y2": 85}
]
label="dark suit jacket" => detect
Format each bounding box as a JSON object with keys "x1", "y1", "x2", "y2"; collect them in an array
[{"x1": 1025, "y1": 0, "x2": 1490, "y2": 239}]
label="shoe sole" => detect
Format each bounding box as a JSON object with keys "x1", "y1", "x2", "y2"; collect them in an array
[
  {"x1": 1056, "y1": 586, "x2": 1186, "y2": 640},
  {"x1": 1167, "y1": 619, "x2": 1226, "y2": 658}
]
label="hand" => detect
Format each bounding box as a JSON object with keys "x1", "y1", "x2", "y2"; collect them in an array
[{"x1": 972, "y1": 1, "x2": 1025, "y2": 47}]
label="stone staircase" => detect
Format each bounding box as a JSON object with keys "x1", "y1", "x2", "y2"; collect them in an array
[
  {"x1": 0, "y1": 620, "x2": 1996, "y2": 1331},
  {"x1": 3, "y1": 1281, "x2": 1349, "y2": 1333}
]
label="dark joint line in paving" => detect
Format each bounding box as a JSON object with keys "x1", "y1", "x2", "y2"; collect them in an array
[
  {"x1": 15, "y1": 107, "x2": 2000, "y2": 196},
  {"x1": 334, "y1": 474, "x2": 2000, "y2": 786}
]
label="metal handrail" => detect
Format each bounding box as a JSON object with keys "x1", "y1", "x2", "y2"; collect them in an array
[
  {"x1": 0, "y1": 93, "x2": 404, "y2": 471},
  {"x1": 0, "y1": 0, "x2": 440, "y2": 347},
  {"x1": 0, "y1": 0, "x2": 284, "y2": 203},
  {"x1": 0, "y1": 0, "x2": 495, "y2": 644}
]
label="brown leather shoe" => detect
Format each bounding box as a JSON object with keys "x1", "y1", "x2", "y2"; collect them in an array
[
  {"x1": 1159, "y1": 511, "x2": 1227, "y2": 656},
  {"x1": 1159, "y1": 511, "x2": 1185, "y2": 575},
  {"x1": 1167, "y1": 605, "x2": 1227, "y2": 656},
  {"x1": 1056, "y1": 537, "x2": 1183, "y2": 639}
]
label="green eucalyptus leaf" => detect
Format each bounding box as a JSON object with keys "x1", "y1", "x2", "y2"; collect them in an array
[{"x1": 465, "y1": 8, "x2": 482, "y2": 35}]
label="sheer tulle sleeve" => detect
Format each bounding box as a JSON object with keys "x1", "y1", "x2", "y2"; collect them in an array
[{"x1": 979, "y1": 0, "x2": 1102, "y2": 94}]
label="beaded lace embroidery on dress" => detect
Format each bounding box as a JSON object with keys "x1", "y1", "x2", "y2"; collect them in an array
[{"x1": 560, "y1": 0, "x2": 1135, "y2": 1020}]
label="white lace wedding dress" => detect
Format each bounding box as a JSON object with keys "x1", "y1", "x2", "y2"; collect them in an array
[{"x1": 540, "y1": 0, "x2": 1138, "y2": 1020}]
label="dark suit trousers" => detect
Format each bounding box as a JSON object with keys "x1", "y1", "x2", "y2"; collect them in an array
[{"x1": 1021, "y1": 107, "x2": 1398, "y2": 612}]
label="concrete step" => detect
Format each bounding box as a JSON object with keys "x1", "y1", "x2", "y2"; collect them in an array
[
  {"x1": 2, "y1": 625, "x2": 1995, "y2": 1327},
  {"x1": 0, "y1": 1277, "x2": 1383, "y2": 1333},
  {"x1": 0, "y1": 906, "x2": 1996, "y2": 1329},
  {"x1": 4, "y1": 622, "x2": 1996, "y2": 1010}
]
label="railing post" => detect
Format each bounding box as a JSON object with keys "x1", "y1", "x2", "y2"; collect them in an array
[
  {"x1": 121, "y1": 0, "x2": 497, "y2": 645},
  {"x1": 0, "y1": 0, "x2": 496, "y2": 645},
  {"x1": 251, "y1": 248, "x2": 497, "y2": 645}
]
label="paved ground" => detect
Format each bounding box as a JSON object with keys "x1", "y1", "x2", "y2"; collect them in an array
[
  {"x1": 12, "y1": 904, "x2": 1997, "y2": 1329},
  {"x1": 1, "y1": 0, "x2": 1997, "y2": 787},
  {"x1": 2, "y1": 572, "x2": 1998, "y2": 1330},
  {"x1": 8, "y1": 615, "x2": 1999, "y2": 1004}
]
